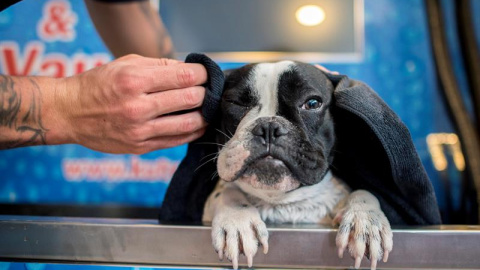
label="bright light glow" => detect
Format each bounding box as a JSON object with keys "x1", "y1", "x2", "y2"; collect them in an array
[{"x1": 295, "y1": 5, "x2": 325, "y2": 27}]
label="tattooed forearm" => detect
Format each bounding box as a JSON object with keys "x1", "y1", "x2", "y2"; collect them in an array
[
  {"x1": 0, "y1": 75, "x2": 48, "y2": 149},
  {"x1": 138, "y1": 1, "x2": 175, "y2": 58},
  {"x1": 0, "y1": 75, "x2": 21, "y2": 128}
]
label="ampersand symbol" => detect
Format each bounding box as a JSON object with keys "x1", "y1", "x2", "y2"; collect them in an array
[{"x1": 38, "y1": 0, "x2": 78, "y2": 42}]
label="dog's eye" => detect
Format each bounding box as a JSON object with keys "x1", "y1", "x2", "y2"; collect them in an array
[
  {"x1": 225, "y1": 99, "x2": 248, "y2": 108},
  {"x1": 302, "y1": 99, "x2": 322, "y2": 110}
]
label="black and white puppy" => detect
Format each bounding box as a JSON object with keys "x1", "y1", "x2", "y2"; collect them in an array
[{"x1": 202, "y1": 61, "x2": 393, "y2": 270}]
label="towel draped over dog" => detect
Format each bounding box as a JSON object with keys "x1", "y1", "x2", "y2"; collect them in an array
[{"x1": 159, "y1": 53, "x2": 441, "y2": 225}]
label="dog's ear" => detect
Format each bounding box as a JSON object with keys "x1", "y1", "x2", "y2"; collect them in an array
[
  {"x1": 159, "y1": 53, "x2": 226, "y2": 222},
  {"x1": 325, "y1": 72, "x2": 441, "y2": 225}
]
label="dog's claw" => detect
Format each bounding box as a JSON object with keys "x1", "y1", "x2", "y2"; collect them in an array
[
  {"x1": 371, "y1": 257, "x2": 378, "y2": 270},
  {"x1": 262, "y1": 242, "x2": 269, "y2": 254},
  {"x1": 218, "y1": 251, "x2": 223, "y2": 261},
  {"x1": 355, "y1": 256, "x2": 362, "y2": 269},
  {"x1": 383, "y1": 251, "x2": 389, "y2": 262},
  {"x1": 232, "y1": 257, "x2": 238, "y2": 270},
  {"x1": 338, "y1": 248, "x2": 344, "y2": 258},
  {"x1": 247, "y1": 254, "x2": 253, "y2": 268}
]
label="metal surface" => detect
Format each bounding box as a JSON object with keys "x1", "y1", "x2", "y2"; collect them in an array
[{"x1": 1, "y1": 216, "x2": 480, "y2": 269}]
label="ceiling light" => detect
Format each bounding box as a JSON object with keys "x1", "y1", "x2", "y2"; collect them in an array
[{"x1": 296, "y1": 5, "x2": 325, "y2": 27}]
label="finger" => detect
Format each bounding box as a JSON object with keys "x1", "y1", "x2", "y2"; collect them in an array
[
  {"x1": 253, "y1": 221, "x2": 269, "y2": 254},
  {"x1": 146, "y1": 86, "x2": 206, "y2": 117},
  {"x1": 145, "y1": 111, "x2": 207, "y2": 139},
  {"x1": 212, "y1": 226, "x2": 226, "y2": 260},
  {"x1": 315, "y1": 64, "x2": 329, "y2": 73},
  {"x1": 142, "y1": 63, "x2": 208, "y2": 92},
  {"x1": 143, "y1": 127, "x2": 206, "y2": 151},
  {"x1": 118, "y1": 54, "x2": 182, "y2": 66},
  {"x1": 314, "y1": 64, "x2": 339, "y2": 75},
  {"x1": 314, "y1": 64, "x2": 340, "y2": 75}
]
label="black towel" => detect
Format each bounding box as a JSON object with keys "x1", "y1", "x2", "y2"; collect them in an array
[
  {"x1": 185, "y1": 53, "x2": 225, "y2": 124},
  {"x1": 159, "y1": 53, "x2": 224, "y2": 222},
  {"x1": 159, "y1": 53, "x2": 442, "y2": 225}
]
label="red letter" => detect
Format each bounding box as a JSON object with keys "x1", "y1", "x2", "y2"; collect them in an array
[{"x1": 0, "y1": 42, "x2": 44, "y2": 75}]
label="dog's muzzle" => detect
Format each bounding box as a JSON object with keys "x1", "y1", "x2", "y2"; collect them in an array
[{"x1": 217, "y1": 116, "x2": 305, "y2": 192}]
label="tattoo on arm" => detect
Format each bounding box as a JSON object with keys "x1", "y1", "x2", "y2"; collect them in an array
[
  {"x1": 138, "y1": 1, "x2": 175, "y2": 58},
  {"x1": 0, "y1": 75, "x2": 48, "y2": 149}
]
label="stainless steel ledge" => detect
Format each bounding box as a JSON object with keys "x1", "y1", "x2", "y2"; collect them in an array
[{"x1": 1, "y1": 216, "x2": 480, "y2": 269}]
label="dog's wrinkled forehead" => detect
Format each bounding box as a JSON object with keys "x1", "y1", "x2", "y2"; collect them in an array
[
  {"x1": 248, "y1": 61, "x2": 296, "y2": 116},
  {"x1": 223, "y1": 61, "x2": 334, "y2": 117}
]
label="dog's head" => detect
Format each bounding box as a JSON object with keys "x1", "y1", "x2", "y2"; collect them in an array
[{"x1": 216, "y1": 61, "x2": 335, "y2": 195}]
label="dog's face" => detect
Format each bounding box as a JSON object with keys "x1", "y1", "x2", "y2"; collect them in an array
[{"x1": 216, "y1": 61, "x2": 336, "y2": 194}]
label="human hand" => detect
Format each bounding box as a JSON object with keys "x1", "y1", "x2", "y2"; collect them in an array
[
  {"x1": 315, "y1": 64, "x2": 339, "y2": 75},
  {"x1": 55, "y1": 54, "x2": 208, "y2": 154}
]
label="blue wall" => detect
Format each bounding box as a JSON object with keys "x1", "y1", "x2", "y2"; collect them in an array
[{"x1": 0, "y1": 0, "x2": 477, "y2": 218}]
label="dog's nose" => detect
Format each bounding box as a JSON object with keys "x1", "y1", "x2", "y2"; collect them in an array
[{"x1": 252, "y1": 121, "x2": 288, "y2": 145}]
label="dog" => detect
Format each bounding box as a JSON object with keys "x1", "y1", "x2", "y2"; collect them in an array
[{"x1": 201, "y1": 61, "x2": 393, "y2": 270}]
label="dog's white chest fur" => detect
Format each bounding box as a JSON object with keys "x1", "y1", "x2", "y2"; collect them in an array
[
  {"x1": 236, "y1": 172, "x2": 350, "y2": 224},
  {"x1": 203, "y1": 172, "x2": 350, "y2": 224}
]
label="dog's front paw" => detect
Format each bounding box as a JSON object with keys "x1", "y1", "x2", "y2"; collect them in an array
[
  {"x1": 334, "y1": 191, "x2": 393, "y2": 270},
  {"x1": 211, "y1": 207, "x2": 269, "y2": 269}
]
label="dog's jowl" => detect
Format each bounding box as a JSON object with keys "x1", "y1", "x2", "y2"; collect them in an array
[{"x1": 202, "y1": 61, "x2": 393, "y2": 270}]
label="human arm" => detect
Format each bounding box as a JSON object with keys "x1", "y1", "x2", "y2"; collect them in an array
[
  {"x1": 0, "y1": 75, "x2": 64, "y2": 149},
  {"x1": 0, "y1": 54, "x2": 208, "y2": 154},
  {"x1": 84, "y1": 0, "x2": 174, "y2": 58}
]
